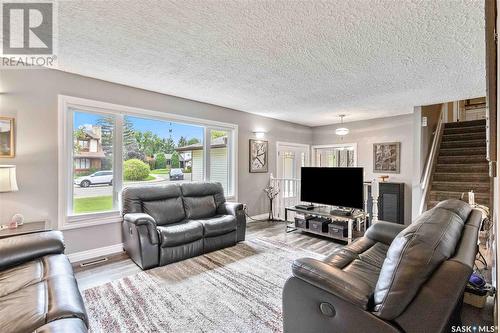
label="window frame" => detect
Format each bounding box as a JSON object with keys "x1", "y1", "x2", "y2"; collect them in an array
[
  {"x1": 311, "y1": 143, "x2": 358, "y2": 167},
  {"x1": 58, "y1": 95, "x2": 238, "y2": 230}
]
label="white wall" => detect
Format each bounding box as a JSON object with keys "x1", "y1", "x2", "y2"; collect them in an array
[
  {"x1": 312, "y1": 114, "x2": 414, "y2": 224},
  {"x1": 0, "y1": 68, "x2": 312, "y2": 253}
]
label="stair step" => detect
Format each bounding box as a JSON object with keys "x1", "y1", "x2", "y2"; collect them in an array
[
  {"x1": 431, "y1": 181, "x2": 490, "y2": 192},
  {"x1": 435, "y1": 164, "x2": 489, "y2": 173},
  {"x1": 429, "y1": 191, "x2": 489, "y2": 203},
  {"x1": 441, "y1": 132, "x2": 486, "y2": 141},
  {"x1": 433, "y1": 173, "x2": 490, "y2": 182},
  {"x1": 443, "y1": 125, "x2": 486, "y2": 135},
  {"x1": 444, "y1": 119, "x2": 486, "y2": 128},
  {"x1": 437, "y1": 155, "x2": 488, "y2": 164},
  {"x1": 439, "y1": 147, "x2": 486, "y2": 156},
  {"x1": 440, "y1": 139, "x2": 486, "y2": 149},
  {"x1": 428, "y1": 199, "x2": 488, "y2": 209}
]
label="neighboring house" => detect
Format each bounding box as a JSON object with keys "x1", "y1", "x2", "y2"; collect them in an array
[
  {"x1": 153, "y1": 153, "x2": 188, "y2": 168},
  {"x1": 176, "y1": 136, "x2": 228, "y2": 189},
  {"x1": 74, "y1": 125, "x2": 106, "y2": 171}
]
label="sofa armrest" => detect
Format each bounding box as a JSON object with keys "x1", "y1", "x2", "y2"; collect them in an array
[
  {"x1": 221, "y1": 202, "x2": 246, "y2": 242},
  {"x1": 292, "y1": 257, "x2": 373, "y2": 309},
  {"x1": 123, "y1": 213, "x2": 159, "y2": 245},
  {"x1": 223, "y1": 202, "x2": 244, "y2": 216},
  {"x1": 365, "y1": 221, "x2": 406, "y2": 245},
  {"x1": 0, "y1": 231, "x2": 65, "y2": 270}
]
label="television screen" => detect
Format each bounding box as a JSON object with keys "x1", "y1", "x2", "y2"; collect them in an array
[{"x1": 300, "y1": 167, "x2": 364, "y2": 209}]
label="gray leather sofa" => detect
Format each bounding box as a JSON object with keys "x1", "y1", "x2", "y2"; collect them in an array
[
  {"x1": 283, "y1": 199, "x2": 481, "y2": 333},
  {"x1": 122, "y1": 182, "x2": 246, "y2": 269},
  {"x1": 0, "y1": 231, "x2": 88, "y2": 333}
]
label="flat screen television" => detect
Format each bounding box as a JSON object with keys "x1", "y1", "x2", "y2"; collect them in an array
[{"x1": 300, "y1": 167, "x2": 364, "y2": 209}]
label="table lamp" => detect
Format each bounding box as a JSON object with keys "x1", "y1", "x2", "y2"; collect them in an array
[{"x1": 0, "y1": 165, "x2": 22, "y2": 228}]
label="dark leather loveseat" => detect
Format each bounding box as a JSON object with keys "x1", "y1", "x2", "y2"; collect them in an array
[
  {"x1": 283, "y1": 199, "x2": 481, "y2": 333},
  {"x1": 122, "y1": 182, "x2": 246, "y2": 269},
  {"x1": 0, "y1": 231, "x2": 88, "y2": 333}
]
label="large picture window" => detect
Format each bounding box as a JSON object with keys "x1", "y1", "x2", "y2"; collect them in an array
[{"x1": 59, "y1": 96, "x2": 237, "y2": 229}]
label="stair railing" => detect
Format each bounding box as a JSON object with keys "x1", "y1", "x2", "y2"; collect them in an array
[
  {"x1": 269, "y1": 174, "x2": 301, "y2": 220},
  {"x1": 419, "y1": 110, "x2": 445, "y2": 215}
]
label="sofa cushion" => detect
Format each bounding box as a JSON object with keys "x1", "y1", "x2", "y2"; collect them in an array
[
  {"x1": 158, "y1": 221, "x2": 204, "y2": 247},
  {"x1": 183, "y1": 196, "x2": 217, "y2": 219},
  {"x1": 122, "y1": 183, "x2": 181, "y2": 215},
  {"x1": 194, "y1": 215, "x2": 237, "y2": 237},
  {"x1": 143, "y1": 197, "x2": 185, "y2": 225},
  {"x1": 358, "y1": 242, "x2": 389, "y2": 269},
  {"x1": 0, "y1": 254, "x2": 88, "y2": 332},
  {"x1": 181, "y1": 182, "x2": 226, "y2": 208},
  {"x1": 343, "y1": 259, "x2": 382, "y2": 289},
  {"x1": 373, "y1": 199, "x2": 471, "y2": 320}
]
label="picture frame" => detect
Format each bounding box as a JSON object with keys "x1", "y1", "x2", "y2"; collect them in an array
[
  {"x1": 373, "y1": 142, "x2": 400, "y2": 173},
  {"x1": 249, "y1": 139, "x2": 268, "y2": 173},
  {"x1": 0, "y1": 117, "x2": 15, "y2": 158}
]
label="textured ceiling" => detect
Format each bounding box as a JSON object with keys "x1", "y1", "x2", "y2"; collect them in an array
[{"x1": 56, "y1": 1, "x2": 485, "y2": 126}]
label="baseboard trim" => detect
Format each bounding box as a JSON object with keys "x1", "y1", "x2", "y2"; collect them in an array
[{"x1": 67, "y1": 243, "x2": 124, "y2": 263}]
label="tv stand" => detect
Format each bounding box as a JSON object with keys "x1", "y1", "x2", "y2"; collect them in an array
[
  {"x1": 330, "y1": 208, "x2": 353, "y2": 216},
  {"x1": 284, "y1": 206, "x2": 367, "y2": 244}
]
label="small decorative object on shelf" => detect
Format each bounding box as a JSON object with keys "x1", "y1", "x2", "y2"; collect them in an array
[
  {"x1": 11, "y1": 213, "x2": 24, "y2": 226},
  {"x1": 264, "y1": 183, "x2": 280, "y2": 221},
  {"x1": 379, "y1": 175, "x2": 389, "y2": 182}
]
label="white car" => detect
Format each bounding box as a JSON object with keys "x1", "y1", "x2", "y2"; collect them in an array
[{"x1": 75, "y1": 171, "x2": 113, "y2": 187}]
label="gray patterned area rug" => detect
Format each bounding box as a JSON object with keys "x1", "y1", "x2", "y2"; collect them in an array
[{"x1": 83, "y1": 238, "x2": 325, "y2": 333}]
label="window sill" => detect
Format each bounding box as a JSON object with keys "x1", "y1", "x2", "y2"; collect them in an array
[{"x1": 61, "y1": 211, "x2": 122, "y2": 230}]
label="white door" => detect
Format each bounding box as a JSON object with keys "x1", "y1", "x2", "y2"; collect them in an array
[
  {"x1": 277, "y1": 143, "x2": 309, "y2": 180},
  {"x1": 275, "y1": 143, "x2": 310, "y2": 219}
]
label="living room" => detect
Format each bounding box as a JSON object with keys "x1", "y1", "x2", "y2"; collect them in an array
[{"x1": 0, "y1": 1, "x2": 498, "y2": 332}]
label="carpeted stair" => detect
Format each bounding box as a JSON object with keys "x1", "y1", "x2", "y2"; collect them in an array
[{"x1": 428, "y1": 119, "x2": 490, "y2": 209}]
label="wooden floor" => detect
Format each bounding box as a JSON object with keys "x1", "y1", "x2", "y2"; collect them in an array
[
  {"x1": 73, "y1": 220, "x2": 344, "y2": 291},
  {"x1": 74, "y1": 219, "x2": 494, "y2": 326}
]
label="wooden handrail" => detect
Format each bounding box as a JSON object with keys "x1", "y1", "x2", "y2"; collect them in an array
[{"x1": 419, "y1": 109, "x2": 445, "y2": 214}]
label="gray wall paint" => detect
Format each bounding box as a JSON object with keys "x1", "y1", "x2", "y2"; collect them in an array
[
  {"x1": 1, "y1": 68, "x2": 417, "y2": 254},
  {"x1": 0, "y1": 69, "x2": 312, "y2": 253},
  {"x1": 312, "y1": 114, "x2": 414, "y2": 224}
]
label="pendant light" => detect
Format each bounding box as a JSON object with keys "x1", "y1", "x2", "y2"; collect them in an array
[{"x1": 335, "y1": 115, "x2": 349, "y2": 136}]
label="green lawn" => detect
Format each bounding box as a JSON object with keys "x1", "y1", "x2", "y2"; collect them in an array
[
  {"x1": 74, "y1": 195, "x2": 113, "y2": 214},
  {"x1": 150, "y1": 168, "x2": 169, "y2": 175}
]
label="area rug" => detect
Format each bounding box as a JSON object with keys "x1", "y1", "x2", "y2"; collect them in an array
[{"x1": 82, "y1": 238, "x2": 327, "y2": 333}]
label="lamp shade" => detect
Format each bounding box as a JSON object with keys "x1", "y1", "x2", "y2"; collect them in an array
[
  {"x1": 0, "y1": 165, "x2": 18, "y2": 192},
  {"x1": 335, "y1": 127, "x2": 349, "y2": 136}
]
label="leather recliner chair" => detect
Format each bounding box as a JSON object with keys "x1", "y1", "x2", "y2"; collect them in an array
[
  {"x1": 0, "y1": 231, "x2": 88, "y2": 333},
  {"x1": 282, "y1": 199, "x2": 481, "y2": 333},
  {"x1": 122, "y1": 182, "x2": 246, "y2": 269}
]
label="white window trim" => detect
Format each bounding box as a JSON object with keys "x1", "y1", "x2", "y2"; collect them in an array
[
  {"x1": 311, "y1": 143, "x2": 358, "y2": 167},
  {"x1": 58, "y1": 95, "x2": 238, "y2": 230}
]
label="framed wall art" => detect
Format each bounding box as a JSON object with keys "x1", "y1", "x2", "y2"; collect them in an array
[
  {"x1": 0, "y1": 117, "x2": 15, "y2": 158},
  {"x1": 249, "y1": 139, "x2": 268, "y2": 173},
  {"x1": 373, "y1": 142, "x2": 400, "y2": 173}
]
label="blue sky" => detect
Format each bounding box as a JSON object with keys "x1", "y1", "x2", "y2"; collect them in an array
[{"x1": 74, "y1": 112, "x2": 203, "y2": 143}]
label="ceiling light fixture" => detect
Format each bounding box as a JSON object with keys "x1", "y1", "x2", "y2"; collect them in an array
[{"x1": 335, "y1": 115, "x2": 349, "y2": 137}]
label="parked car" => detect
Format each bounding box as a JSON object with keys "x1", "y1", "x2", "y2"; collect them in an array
[
  {"x1": 75, "y1": 171, "x2": 113, "y2": 187},
  {"x1": 169, "y1": 168, "x2": 184, "y2": 181}
]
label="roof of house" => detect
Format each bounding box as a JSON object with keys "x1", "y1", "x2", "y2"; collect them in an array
[{"x1": 175, "y1": 136, "x2": 227, "y2": 152}]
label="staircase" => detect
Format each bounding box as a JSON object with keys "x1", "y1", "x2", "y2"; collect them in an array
[{"x1": 428, "y1": 119, "x2": 490, "y2": 209}]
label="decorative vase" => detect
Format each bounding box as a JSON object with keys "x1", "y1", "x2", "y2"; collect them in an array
[{"x1": 268, "y1": 198, "x2": 274, "y2": 221}]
